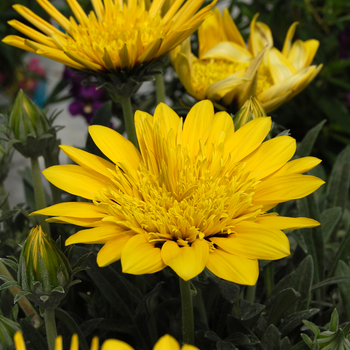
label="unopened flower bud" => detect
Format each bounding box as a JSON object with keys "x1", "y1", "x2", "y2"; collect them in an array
[
  {"x1": 17, "y1": 226, "x2": 73, "y2": 308},
  {"x1": 8, "y1": 90, "x2": 54, "y2": 158},
  {"x1": 233, "y1": 96, "x2": 267, "y2": 129}
]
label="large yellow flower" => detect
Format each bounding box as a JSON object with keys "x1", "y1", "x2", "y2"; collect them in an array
[
  {"x1": 3, "y1": 0, "x2": 215, "y2": 72},
  {"x1": 172, "y1": 9, "x2": 322, "y2": 112},
  {"x1": 32, "y1": 100, "x2": 324, "y2": 285},
  {"x1": 14, "y1": 332, "x2": 197, "y2": 350}
]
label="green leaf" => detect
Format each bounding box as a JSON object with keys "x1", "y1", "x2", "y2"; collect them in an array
[
  {"x1": 267, "y1": 288, "x2": 301, "y2": 326},
  {"x1": 261, "y1": 324, "x2": 281, "y2": 350},
  {"x1": 311, "y1": 276, "x2": 350, "y2": 291},
  {"x1": 287, "y1": 256, "x2": 314, "y2": 316},
  {"x1": 297, "y1": 120, "x2": 326, "y2": 157},
  {"x1": 326, "y1": 146, "x2": 350, "y2": 210},
  {"x1": 279, "y1": 309, "x2": 320, "y2": 337},
  {"x1": 0, "y1": 280, "x2": 20, "y2": 291},
  {"x1": 14, "y1": 290, "x2": 31, "y2": 304},
  {"x1": 328, "y1": 227, "x2": 350, "y2": 277},
  {"x1": 239, "y1": 299, "x2": 265, "y2": 329},
  {"x1": 20, "y1": 319, "x2": 48, "y2": 350},
  {"x1": 0, "y1": 258, "x2": 18, "y2": 274},
  {"x1": 300, "y1": 333, "x2": 313, "y2": 348},
  {"x1": 329, "y1": 309, "x2": 339, "y2": 332},
  {"x1": 303, "y1": 320, "x2": 320, "y2": 337},
  {"x1": 0, "y1": 209, "x2": 20, "y2": 222},
  {"x1": 320, "y1": 207, "x2": 342, "y2": 243},
  {"x1": 335, "y1": 260, "x2": 350, "y2": 320},
  {"x1": 297, "y1": 194, "x2": 324, "y2": 285}
]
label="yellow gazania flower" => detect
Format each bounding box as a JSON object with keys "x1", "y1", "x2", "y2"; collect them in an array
[
  {"x1": 172, "y1": 9, "x2": 322, "y2": 113},
  {"x1": 32, "y1": 100, "x2": 324, "y2": 285},
  {"x1": 3, "y1": 0, "x2": 215, "y2": 73},
  {"x1": 14, "y1": 332, "x2": 198, "y2": 350}
]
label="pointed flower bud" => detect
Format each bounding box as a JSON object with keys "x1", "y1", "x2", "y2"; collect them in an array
[
  {"x1": 17, "y1": 226, "x2": 74, "y2": 308},
  {"x1": 7, "y1": 90, "x2": 54, "y2": 158},
  {"x1": 233, "y1": 96, "x2": 267, "y2": 129}
]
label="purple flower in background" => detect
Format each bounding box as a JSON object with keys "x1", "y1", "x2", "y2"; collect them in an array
[{"x1": 63, "y1": 67, "x2": 107, "y2": 124}]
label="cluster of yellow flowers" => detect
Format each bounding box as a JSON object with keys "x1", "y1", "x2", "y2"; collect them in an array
[{"x1": 2, "y1": 0, "x2": 324, "y2": 349}]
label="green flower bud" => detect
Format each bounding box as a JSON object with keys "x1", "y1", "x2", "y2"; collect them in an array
[
  {"x1": 233, "y1": 96, "x2": 267, "y2": 130},
  {"x1": 8, "y1": 90, "x2": 54, "y2": 158},
  {"x1": 17, "y1": 226, "x2": 74, "y2": 309},
  {"x1": 0, "y1": 312, "x2": 21, "y2": 350}
]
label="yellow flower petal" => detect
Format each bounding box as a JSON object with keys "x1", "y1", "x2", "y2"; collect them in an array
[
  {"x1": 60, "y1": 145, "x2": 116, "y2": 179},
  {"x1": 248, "y1": 14, "x2": 273, "y2": 56},
  {"x1": 101, "y1": 339, "x2": 134, "y2": 350},
  {"x1": 225, "y1": 117, "x2": 271, "y2": 163},
  {"x1": 254, "y1": 174, "x2": 325, "y2": 205},
  {"x1": 242, "y1": 135, "x2": 296, "y2": 180},
  {"x1": 282, "y1": 21, "x2": 299, "y2": 57},
  {"x1": 206, "y1": 249, "x2": 259, "y2": 285},
  {"x1": 121, "y1": 234, "x2": 166, "y2": 274},
  {"x1": 31, "y1": 202, "x2": 107, "y2": 218},
  {"x1": 43, "y1": 165, "x2": 106, "y2": 200},
  {"x1": 14, "y1": 332, "x2": 26, "y2": 350},
  {"x1": 182, "y1": 100, "x2": 214, "y2": 157},
  {"x1": 271, "y1": 156, "x2": 322, "y2": 177},
  {"x1": 154, "y1": 335, "x2": 180, "y2": 350},
  {"x1": 66, "y1": 225, "x2": 125, "y2": 245},
  {"x1": 206, "y1": 110, "x2": 234, "y2": 150},
  {"x1": 70, "y1": 334, "x2": 79, "y2": 350},
  {"x1": 210, "y1": 221, "x2": 290, "y2": 260},
  {"x1": 97, "y1": 234, "x2": 133, "y2": 266},
  {"x1": 89, "y1": 125, "x2": 140, "y2": 179},
  {"x1": 202, "y1": 41, "x2": 253, "y2": 63},
  {"x1": 222, "y1": 8, "x2": 245, "y2": 47},
  {"x1": 161, "y1": 239, "x2": 209, "y2": 281},
  {"x1": 255, "y1": 215, "x2": 320, "y2": 230}
]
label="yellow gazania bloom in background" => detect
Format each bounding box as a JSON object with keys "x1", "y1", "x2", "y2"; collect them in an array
[
  {"x1": 3, "y1": 0, "x2": 215, "y2": 72},
  {"x1": 14, "y1": 332, "x2": 197, "y2": 350},
  {"x1": 172, "y1": 9, "x2": 322, "y2": 113},
  {"x1": 32, "y1": 100, "x2": 324, "y2": 285}
]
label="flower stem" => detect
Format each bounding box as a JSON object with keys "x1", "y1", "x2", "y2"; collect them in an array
[
  {"x1": 245, "y1": 284, "x2": 257, "y2": 303},
  {"x1": 45, "y1": 308, "x2": 57, "y2": 350},
  {"x1": 264, "y1": 262, "x2": 274, "y2": 298},
  {"x1": 118, "y1": 95, "x2": 139, "y2": 149},
  {"x1": 179, "y1": 278, "x2": 194, "y2": 345},
  {"x1": 155, "y1": 74, "x2": 166, "y2": 104},
  {"x1": 30, "y1": 157, "x2": 50, "y2": 234},
  {"x1": 0, "y1": 262, "x2": 42, "y2": 327}
]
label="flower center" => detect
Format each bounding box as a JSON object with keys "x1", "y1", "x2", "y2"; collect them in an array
[
  {"x1": 64, "y1": 3, "x2": 166, "y2": 65},
  {"x1": 95, "y1": 126, "x2": 262, "y2": 249},
  {"x1": 256, "y1": 65, "x2": 274, "y2": 96},
  {"x1": 191, "y1": 58, "x2": 249, "y2": 98}
]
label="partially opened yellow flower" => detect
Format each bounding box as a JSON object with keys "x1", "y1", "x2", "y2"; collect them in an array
[
  {"x1": 3, "y1": 0, "x2": 215, "y2": 96},
  {"x1": 32, "y1": 100, "x2": 324, "y2": 285},
  {"x1": 14, "y1": 332, "x2": 197, "y2": 350},
  {"x1": 172, "y1": 9, "x2": 322, "y2": 112}
]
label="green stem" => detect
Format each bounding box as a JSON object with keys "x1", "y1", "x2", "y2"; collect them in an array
[
  {"x1": 0, "y1": 262, "x2": 42, "y2": 327},
  {"x1": 264, "y1": 262, "x2": 274, "y2": 298},
  {"x1": 179, "y1": 278, "x2": 194, "y2": 345},
  {"x1": 44, "y1": 308, "x2": 57, "y2": 350},
  {"x1": 117, "y1": 95, "x2": 139, "y2": 149},
  {"x1": 155, "y1": 74, "x2": 166, "y2": 104},
  {"x1": 245, "y1": 284, "x2": 257, "y2": 303},
  {"x1": 30, "y1": 157, "x2": 50, "y2": 234},
  {"x1": 43, "y1": 149, "x2": 61, "y2": 205}
]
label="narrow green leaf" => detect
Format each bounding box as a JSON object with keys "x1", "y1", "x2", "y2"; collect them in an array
[
  {"x1": 0, "y1": 258, "x2": 18, "y2": 274},
  {"x1": 320, "y1": 207, "x2": 342, "y2": 243},
  {"x1": 329, "y1": 227, "x2": 350, "y2": 277},
  {"x1": 14, "y1": 290, "x2": 31, "y2": 304},
  {"x1": 0, "y1": 280, "x2": 20, "y2": 291},
  {"x1": 239, "y1": 299, "x2": 265, "y2": 329},
  {"x1": 261, "y1": 324, "x2": 281, "y2": 350},
  {"x1": 267, "y1": 288, "x2": 301, "y2": 326},
  {"x1": 335, "y1": 261, "x2": 350, "y2": 320},
  {"x1": 297, "y1": 120, "x2": 326, "y2": 157},
  {"x1": 287, "y1": 256, "x2": 314, "y2": 316},
  {"x1": 297, "y1": 194, "x2": 324, "y2": 285},
  {"x1": 326, "y1": 146, "x2": 350, "y2": 210},
  {"x1": 300, "y1": 333, "x2": 313, "y2": 348},
  {"x1": 329, "y1": 309, "x2": 339, "y2": 332},
  {"x1": 279, "y1": 309, "x2": 319, "y2": 337},
  {"x1": 311, "y1": 276, "x2": 350, "y2": 291}
]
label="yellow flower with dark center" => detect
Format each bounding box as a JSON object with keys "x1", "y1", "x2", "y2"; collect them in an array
[
  {"x1": 32, "y1": 100, "x2": 324, "y2": 285},
  {"x1": 172, "y1": 9, "x2": 322, "y2": 113},
  {"x1": 14, "y1": 332, "x2": 198, "y2": 350},
  {"x1": 3, "y1": 0, "x2": 215, "y2": 72}
]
